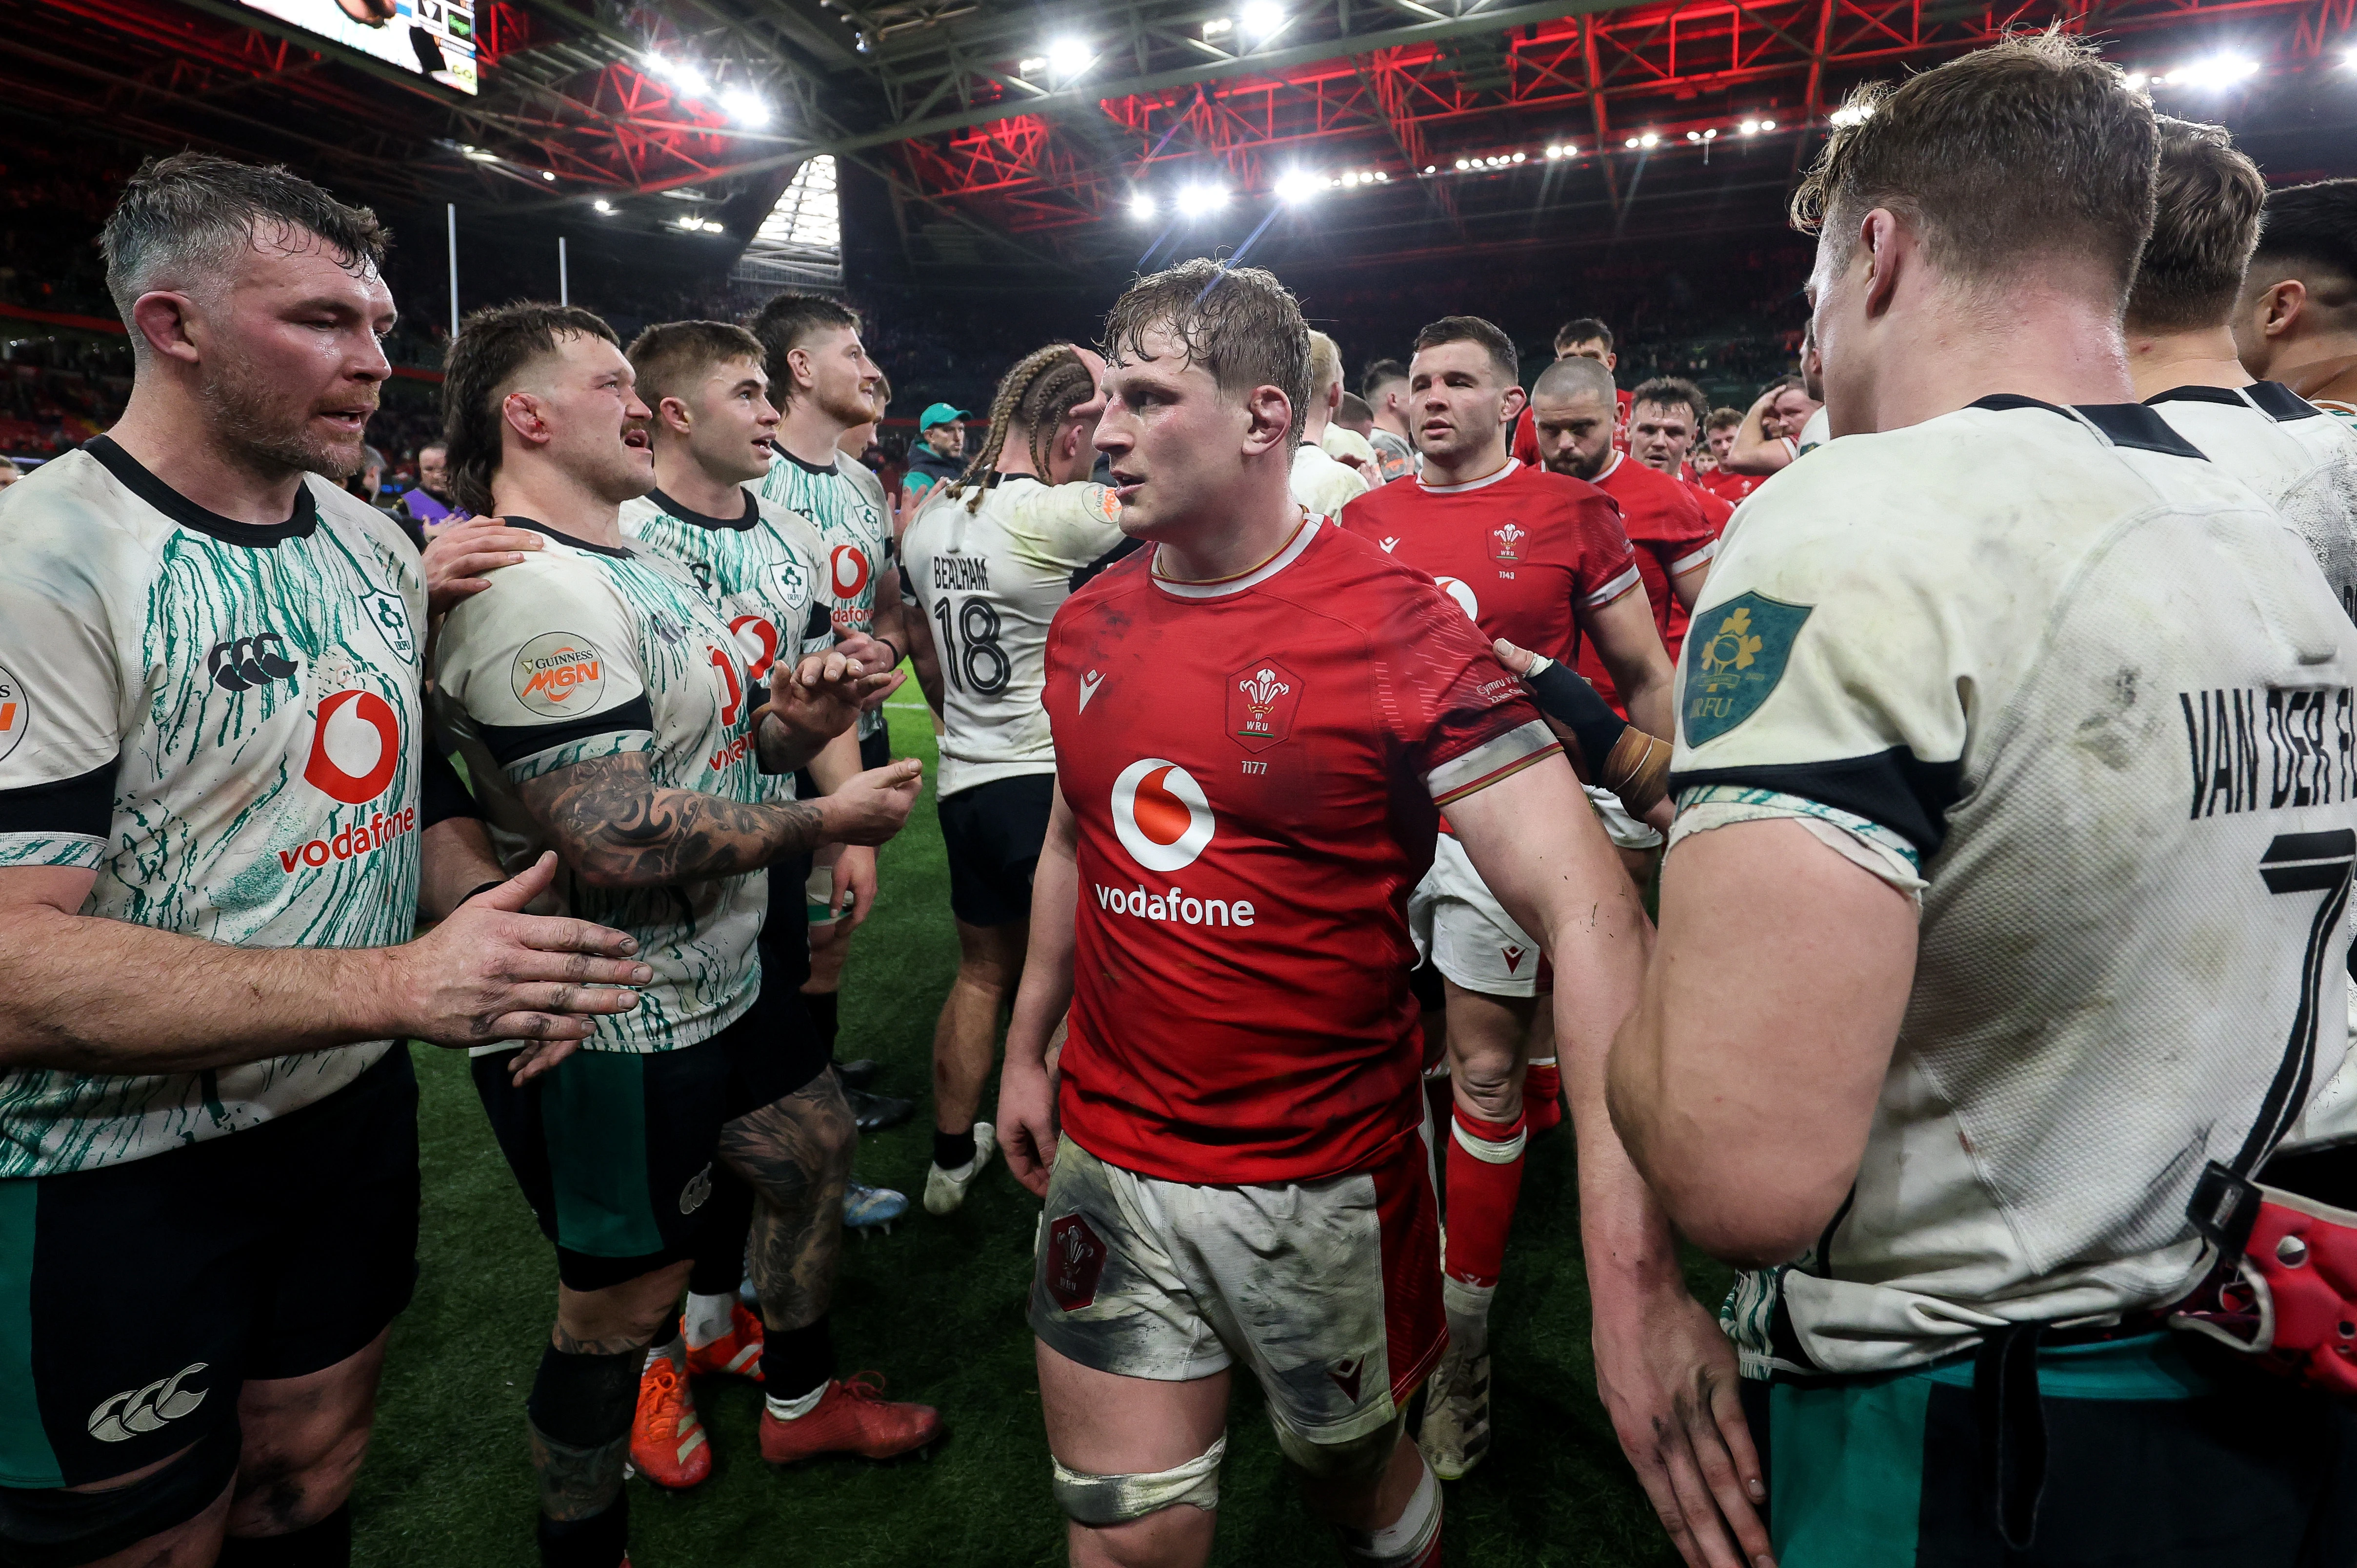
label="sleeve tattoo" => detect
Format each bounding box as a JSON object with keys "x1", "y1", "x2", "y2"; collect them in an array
[{"x1": 521, "y1": 751, "x2": 828, "y2": 887}]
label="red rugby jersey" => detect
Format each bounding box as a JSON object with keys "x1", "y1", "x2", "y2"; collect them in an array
[
  {"x1": 1044, "y1": 517, "x2": 1557, "y2": 1184},
  {"x1": 1692, "y1": 467, "x2": 1759, "y2": 506},
  {"x1": 1511, "y1": 387, "x2": 1631, "y2": 469},
  {"x1": 1572, "y1": 451, "x2": 1719, "y2": 713},
  {"x1": 1338, "y1": 460, "x2": 1638, "y2": 669}
]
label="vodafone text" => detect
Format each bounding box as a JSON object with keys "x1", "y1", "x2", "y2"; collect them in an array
[
  {"x1": 278, "y1": 806, "x2": 419, "y2": 874},
  {"x1": 1092, "y1": 882, "x2": 1256, "y2": 928}
]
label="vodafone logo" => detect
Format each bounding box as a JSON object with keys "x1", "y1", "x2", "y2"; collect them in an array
[
  {"x1": 830, "y1": 544, "x2": 871, "y2": 600},
  {"x1": 1434, "y1": 576, "x2": 1480, "y2": 622},
  {"x1": 0, "y1": 659, "x2": 25, "y2": 764},
  {"x1": 304, "y1": 690, "x2": 400, "y2": 806},
  {"x1": 730, "y1": 614, "x2": 780, "y2": 681},
  {"x1": 1111, "y1": 758, "x2": 1214, "y2": 873}
]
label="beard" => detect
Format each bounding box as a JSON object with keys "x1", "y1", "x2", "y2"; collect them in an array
[
  {"x1": 816, "y1": 378, "x2": 876, "y2": 431},
  {"x1": 201, "y1": 349, "x2": 368, "y2": 481}
]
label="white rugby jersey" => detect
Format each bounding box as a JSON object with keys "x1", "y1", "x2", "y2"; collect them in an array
[
  {"x1": 1668, "y1": 396, "x2": 2357, "y2": 1377},
  {"x1": 757, "y1": 446, "x2": 894, "y2": 740},
  {"x1": 620, "y1": 485, "x2": 830, "y2": 804},
  {"x1": 1290, "y1": 440, "x2": 1371, "y2": 519},
  {"x1": 0, "y1": 439, "x2": 429, "y2": 1176},
  {"x1": 431, "y1": 520, "x2": 768, "y2": 1053},
  {"x1": 2146, "y1": 382, "x2": 2357, "y2": 623},
  {"x1": 901, "y1": 475, "x2": 1124, "y2": 796}
]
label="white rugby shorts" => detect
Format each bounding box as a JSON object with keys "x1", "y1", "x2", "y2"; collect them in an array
[
  {"x1": 1030, "y1": 1133, "x2": 1443, "y2": 1447},
  {"x1": 1410, "y1": 832, "x2": 1551, "y2": 998}
]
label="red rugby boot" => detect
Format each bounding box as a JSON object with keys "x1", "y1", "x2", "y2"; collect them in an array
[
  {"x1": 683, "y1": 1300, "x2": 766, "y2": 1382},
  {"x1": 759, "y1": 1373, "x2": 942, "y2": 1463},
  {"x1": 629, "y1": 1354, "x2": 711, "y2": 1489}
]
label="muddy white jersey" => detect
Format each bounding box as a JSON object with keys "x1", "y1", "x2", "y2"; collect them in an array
[
  {"x1": 1669, "y1": 396, "x2": 2357, "y2": 1376},
  {"x1": 619, "y1": 485, "x2": 829, "y2": 803},
  {"x1": 756, "y1": 447, "x2": 893, "y2": 740},
  {"x1": 431, "y1": 521, "x2": 768, "y2": 1053},
  {"x1": 0, "y1": 439, "x2": 429, "y2": 1176},
  {"x1": 2146, "y1": 382, "x2": 2357, "y2": 625},
  {"x1": 902, "y1": 475, "x2": 1125, "y2": 796}
]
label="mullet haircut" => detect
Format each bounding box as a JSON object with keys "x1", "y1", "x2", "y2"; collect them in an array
[
  {"x1": 442, "y1": 302, "x2": 619, "y2": 516},
  {"x1": 627, "y1": 319, "x2": 767, "y2": 413},
  {"x1": 947, "y1": 343, "x2": 1099, "y2": 513},
  {"x1": 746, "y1": 292, "x2": 860, "y2": 401},
  {"x1": 101, "y1": 152, "x2": 388, "y2": 328},
  {"x1": 1101, "y1": 259, "x2": 1312, "y2": 445},
  {"x1": 2251, "y1": 179, "x2": 2357, "y2": 293},
  {"x1": 2126, "y1": 119, "x2": 2267, "y2": 334},
  {"x1": 1554, "y1": 317, "x2": 1613, "y2": 352},
  {"x1": 1414, "y1": 316, "x2": 1519, "y2": 385},
  {"x1": 1631, "y1": 376, "x2": 1709, "y2": 428},
  {"x1": 1791, "y1": 29, "x2": 2157, "y2": 309}
]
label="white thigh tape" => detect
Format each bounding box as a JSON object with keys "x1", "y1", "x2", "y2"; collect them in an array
[{"x1": 1052, "y1": 1434, "x2": 1226, "y2": 1525}]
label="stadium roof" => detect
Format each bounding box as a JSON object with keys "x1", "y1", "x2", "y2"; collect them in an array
[{"x1": 11, "y1": 0, "x2": 2357, "y2": 282}]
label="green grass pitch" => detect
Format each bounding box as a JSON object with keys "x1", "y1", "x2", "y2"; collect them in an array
[{"x1": 354, "y1": 699, "x2": 1730, "y2": 1565}]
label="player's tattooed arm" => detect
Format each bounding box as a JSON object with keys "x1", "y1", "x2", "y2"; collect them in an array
[{"x1": 520, "y1": 750, "x2": 922, "y2": 888}]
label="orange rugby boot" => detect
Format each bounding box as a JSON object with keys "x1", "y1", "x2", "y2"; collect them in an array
[
  {"x1": 683, "y1": 1301, "x2": 766, "y2": 1382},
  {"x1": 630, "y1": 1354, "x2": 712, "y2": 1489},
  {"x1": 759, "y1": 1373, "x2": 943, "y2": 1464}
]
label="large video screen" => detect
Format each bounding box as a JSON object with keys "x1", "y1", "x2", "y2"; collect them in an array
[{"x1": 236, "y1": 0, "x2": 479, "y2": 95}]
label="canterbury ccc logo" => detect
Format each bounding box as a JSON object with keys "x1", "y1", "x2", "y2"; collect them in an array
[
  {"x1": 304, "y1": 690, "x2": 401, "y2": 806},
  {"x1": 207, "y1": 632, "x2": 299, "y2": 692},
  {"x1": 830, "y1": 544, "x2": 871, "y2": 599},
  {"x1": 89, "y1": 1362, "x2": 208, "y2": 1443},
  {"x1": 1111, "y1": 758, "x2": 1214, "y2": 873}
]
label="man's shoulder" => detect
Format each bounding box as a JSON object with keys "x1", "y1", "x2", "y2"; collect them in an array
[{"x1": 0, "y1": 450, "x2": 166, "y2": 562}]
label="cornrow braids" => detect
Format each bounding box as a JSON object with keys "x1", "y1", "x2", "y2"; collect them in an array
[{"x1": 946, "y1": 344, "x2": 1097, "y2": 514}]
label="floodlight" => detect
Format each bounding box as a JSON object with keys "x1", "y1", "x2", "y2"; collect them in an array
[
  {"x1": 1274, "y1": 170, "x2": 1322, "y2": 203},
  {"x1": 593, "y1": 198, "x2": 615, "y2": 214},
  {"x1": 1238, "y1": 2, "x2": 1285, "y2": 40},
  {"x1": 720, "y1": 87, "x2": 772, "y2": 126},
  {"x1": 1130, "y1": 193, "x2": 1158, "y2": 221},
  {"x1": 1176, "y1": 182, "x2": 1229, "y2": 217},
  {"x1": 1046, "y1": 37, "x2": 1091, "y2": 77}
]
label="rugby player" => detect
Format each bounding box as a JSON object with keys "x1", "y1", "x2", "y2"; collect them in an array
[
  {"x1": 2128, "y1": 119, "x2": 2357, "y2": 617},
  {"x1": 1527, "y1": 358, "x2": 1719, "y2": 741},
  {"x1": 429, "y1": 303, "x2": 939, "y2": 1568},
  {"x1": 1291, "y1": 331, "x2": 1374, "y2": 517},
  {"x1": 1359, "y1": 358, "x2": 1418, "y2": 483},
  {"x1": 1511, "y1": 318, "x2": 1631, "y2": 468},
  {"x1": 1611, "y1": 35, "x2": 2357, "y2": 1561},
  {"x1": 1339, "y1": 314, "x2": 1674, "y2": 1478},
  {"x1": 997, "y1": 257, "x2": 1692, "y2": 1568},
  {"x1": 1693, "y1": 408, "x2": 1760, "y2": 503},
  {"x1": 2234, "y1": 179, "x2": 2357, "y2": 423},
  {"x1": 1720, "y1": 351, "x2": 1826, "y2": 476},
  {"x1": 609, "y1": 319, "x2": 897, "y2": 1487},
  {"x1": 748, "y1": 293, "x2": 910, "y2": 1091},
  {"x1": 1621, "y1": 377, "x2": 1709, "y2": 480},
  {"x1": 0, "y1": 155, "x2": 648, "y2": 1568},
  {"x1": 899, "y1": 343, "x2": 1119, "y2": 1215}
]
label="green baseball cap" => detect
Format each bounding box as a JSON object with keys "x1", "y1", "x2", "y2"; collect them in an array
[{"x1": 919, "y1": 401, "x2": 970, "y2": 430}]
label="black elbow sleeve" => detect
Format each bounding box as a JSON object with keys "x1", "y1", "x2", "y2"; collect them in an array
[{"x1": 1524, "y1": 661, "x2": 1630, "y2": 772}]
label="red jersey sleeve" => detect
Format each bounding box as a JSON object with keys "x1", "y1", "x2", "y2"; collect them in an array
[
  {"x1": 1511, "y1": 409, "x2": 1540, "y2": 469},
  {"x1": 1658, "y1": 486, "x2": 1721, "y2": 576},
  {"x1": 1369, "y1": 574, "x2": 1560, "y2": 804},
  {"x1": 1558, "y1": 486, "x2": 1642, "y2": 612}
]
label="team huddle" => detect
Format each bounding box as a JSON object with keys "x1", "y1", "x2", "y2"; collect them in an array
[{"x1": 4, "y1": 25, "x2": 2357, "y2": 1568}]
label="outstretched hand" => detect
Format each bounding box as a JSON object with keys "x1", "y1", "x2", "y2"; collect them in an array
[{"x1": 401, "y1": 852, "x2": 649, "y2": 1085}]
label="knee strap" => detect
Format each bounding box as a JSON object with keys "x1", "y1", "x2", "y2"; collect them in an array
[
  {"x1": 1271, "y1": 1409, "x2": 1404, "y2": 1484},
  {"x1": 0, "y1": 1415, "x2": 240, "y2": 1568},
  {"x1": 1051, "y1": 1434, "x2": 1225, "y2": 1525}
]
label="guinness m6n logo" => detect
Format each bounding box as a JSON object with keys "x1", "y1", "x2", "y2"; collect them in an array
[{"x1": 512, "y1": 633, "x2": 607, "y2": 717}]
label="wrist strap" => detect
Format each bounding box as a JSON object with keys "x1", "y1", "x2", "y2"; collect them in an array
[{"x1": 875, "y1": 635, "x2": 904, "y2": 668}]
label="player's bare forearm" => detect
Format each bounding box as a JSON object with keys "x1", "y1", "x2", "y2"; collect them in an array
[
  {"x1": 418, "y1": 815, "x2": 504, "y2": 922},
  {"x1": 1669, "y1": 560, "x2": 1710, "y2": 615},
  {"x1": 1608, "y1": 818, "x2": 1916, "y2": 1265},
  {"x1": 755, "y1": 710, "x2": 828, "y2": 776},
  {"x1": 1448, "y1": 759, "x2": 1677, "y2": 1282},
  {"x1": 806, "y1": 727, "x2": 863, "y2": 796},
  {"x1": 1723, "y1": 395, "x2": 1791, "y2": 476},
  {"x1": 522, "y1": 751, "x2": 829, "y2": 890},
  {"x1": 1584, "y1": 589, "x2": 1679, "y2": 740},
  {"x1": 0, "y1": 876, "x2": 408, "y2": 1072},
  {"x1": 869, "y1": 568, "x2": 912, "y2": 664}
]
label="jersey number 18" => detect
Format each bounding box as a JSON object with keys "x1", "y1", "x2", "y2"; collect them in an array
[{"x1": 933, "y1": 596, "x2": 1010, "y2": 696}]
